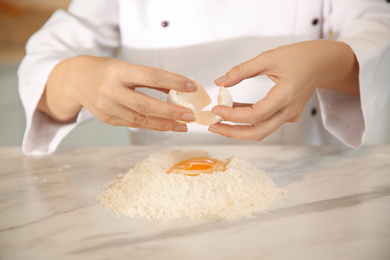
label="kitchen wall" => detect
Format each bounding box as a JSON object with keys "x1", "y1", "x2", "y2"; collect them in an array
[{"x1": 0, "y1": 0, "x2": 388, "y2": 148}]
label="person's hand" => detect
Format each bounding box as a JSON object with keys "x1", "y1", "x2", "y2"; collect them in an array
[
  {"x1": 209, "y1": 39, "x2": 359, "y2": 141},
  {"x1": 39, "y1": 55, "x2": 198, "y2": 132}
]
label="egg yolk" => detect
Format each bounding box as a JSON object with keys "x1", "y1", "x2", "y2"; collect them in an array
[{"x1": 167, "y1": 157, "x2": 227, "y2": 176}]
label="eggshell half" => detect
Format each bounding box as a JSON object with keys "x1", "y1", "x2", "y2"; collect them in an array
[{"x1": 167, "y1": 79, "x2": 233, "y2": 126}]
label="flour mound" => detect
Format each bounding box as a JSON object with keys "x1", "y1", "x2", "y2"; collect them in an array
[{"x1": 97, "y1": 150, "x2": 285, "y2": 221}]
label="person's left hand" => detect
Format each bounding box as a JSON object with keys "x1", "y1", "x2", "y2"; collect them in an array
[{"x1": 208, "y1": 39, "x2": 359, "y2": 142}]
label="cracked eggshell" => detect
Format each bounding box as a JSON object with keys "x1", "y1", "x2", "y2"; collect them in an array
[
  {"x1": 218, "y1": 86, "x2": 233, "y2": 107},
  {"x1": 166, "y1": 90, "x2": 198, "y2": 115},
  {"x1": 167, "y1": 79, "x2": 233, "y2": 126}
]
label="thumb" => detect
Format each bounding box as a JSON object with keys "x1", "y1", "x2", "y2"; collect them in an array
[{"x1": 214, "y1": 54, "x2": 268, "y2": 87}]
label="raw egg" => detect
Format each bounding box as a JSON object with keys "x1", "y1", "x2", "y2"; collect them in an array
[
  {"x1": 167, "y1": 157, "x2": 228, "y2": 176},
  {"x1": 167, "y1": 79, "x2": 233, "y2": 126}
]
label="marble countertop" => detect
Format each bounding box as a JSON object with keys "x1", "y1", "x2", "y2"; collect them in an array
[{"x1": 0, "y1": 145, "x2": 389, "y2": 260}]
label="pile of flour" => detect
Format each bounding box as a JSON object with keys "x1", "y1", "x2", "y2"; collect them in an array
[{"x1": 97, "y1": 150, "x2": 285, "y2": 221}]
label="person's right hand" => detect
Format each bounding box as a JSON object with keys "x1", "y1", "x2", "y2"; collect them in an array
[{"x1": 38, "y1": 55, "x2": 198, "y2": 132}]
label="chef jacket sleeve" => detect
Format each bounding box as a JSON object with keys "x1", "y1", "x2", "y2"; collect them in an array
[
  {"x1": 317, "y1": 0, "x2": 390, "y2": 148},
  {"x1": 17, "y1": 0, "x2": 120, "y2": 155}
]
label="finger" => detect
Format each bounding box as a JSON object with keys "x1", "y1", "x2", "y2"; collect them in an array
[
  {"x1": 114, "y1": 87, "x2": 196, "y2": 122},
  {"x1": 103, "y1": 117, "x2": 189, "y2": 132},
  {"x1": 101, "y1": 103, "x2": 188, "y2": 132},
  {"x1": 232, "y1": 102, "x2": 253, "y2": 108},
  {"x1": 212, "y1": 86, "x2": 288, "y2": 124},
  {"x1": 212, "y1": 105, "x2": 256, "y2": 124},
  {"x1": 131, "y1": 85, "x2": 171, "y2": 94},
  {"x1": 119, "y1": 63, "x2": 197, "y2": 93},
  {"x1": 208, "y1": 109, "x2": 287, "y2": 142},
  {"x1": 214, "y1": 52, "x2": 271, "y2": 87}
]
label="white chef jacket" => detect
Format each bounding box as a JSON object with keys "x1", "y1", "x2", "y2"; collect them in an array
[{"x1": 18, "y1": 0, "x2": 390, "y2": 155}]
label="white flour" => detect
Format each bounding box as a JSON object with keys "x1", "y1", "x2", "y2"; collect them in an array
[{"x1": 97, "y1": 150, "x2": 285, "y2": 221}]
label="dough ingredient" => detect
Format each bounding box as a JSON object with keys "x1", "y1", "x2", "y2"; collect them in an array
[{"x1": 97, "y1": 150, "x2": 285, "y2": 221}]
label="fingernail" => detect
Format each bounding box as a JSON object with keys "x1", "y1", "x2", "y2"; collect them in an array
[
  {"x1": 181, "y1": 113, "x2": 196, "y2": 122},
  {"x1": 214, "y1": 75, "x2": 228, "y2": 85},
  {"x1": 186, "y1": 82, "x2": 198, "y2": 92},
  {"x1": 175, "y1": 125, "x2": 188, "y2": 132}
]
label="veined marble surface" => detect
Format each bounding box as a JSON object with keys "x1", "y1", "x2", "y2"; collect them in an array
[{"x1": 0, "y1": 145, "x2": 389, "y2": 260}]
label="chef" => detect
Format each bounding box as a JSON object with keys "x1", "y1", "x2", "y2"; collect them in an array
[{"x1": 18, "y1": 0, "x2": 390, "y2": 155}]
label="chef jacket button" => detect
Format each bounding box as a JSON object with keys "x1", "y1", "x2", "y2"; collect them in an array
[
  {"x1": 161, "y1": 21, "x2": 169, "y2": 27},
  {"x1": 387, "y1": 0, "x2": 390, "y2": 3},
  {"x1": 311, "y1": 107, "x2": 317, "y2": 116},
  {"x1": 312, "y1": 18, "x2": 319, "y2": 26}
]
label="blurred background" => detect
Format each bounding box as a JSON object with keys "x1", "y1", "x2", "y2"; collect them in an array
[
  {"x1": 0, "y1": 0, "x2": 130, "y2": 146},
  {"x1": 0, "y1": 0, "x2": 388, "y2": 147}
]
